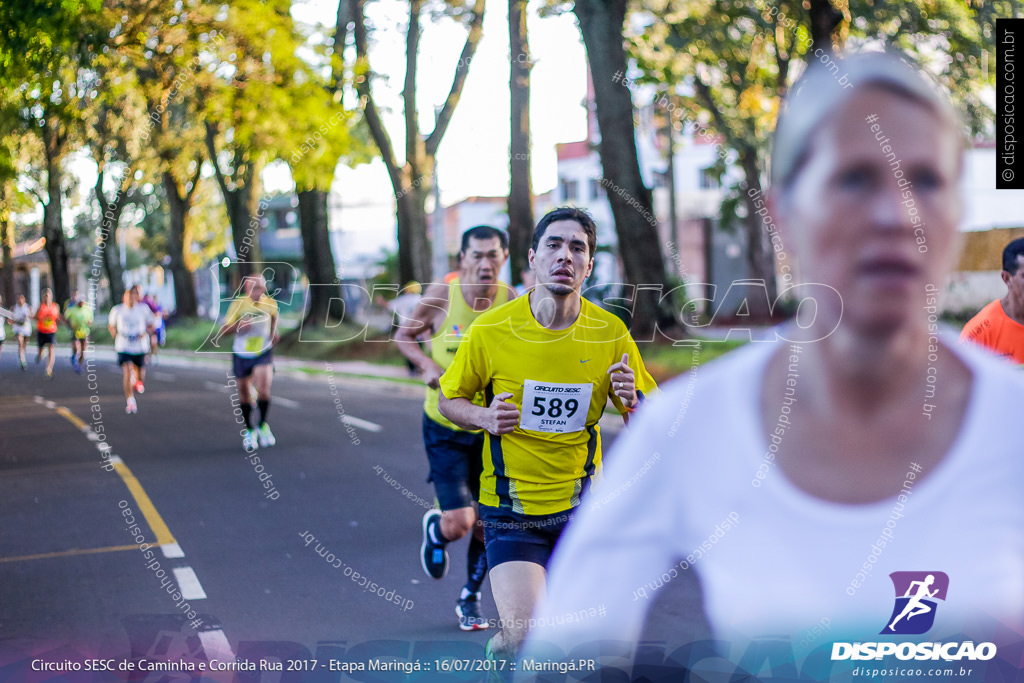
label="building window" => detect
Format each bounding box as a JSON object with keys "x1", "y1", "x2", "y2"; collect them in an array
[
  {"x1": 559, "y1": 178, "x2": 578, "y2": 202},
  {"x1": 699, "y1": 166, "x2": 719, "y2": 189},
  {"x1": 653, "y1": 170, "x2": 669, "y2": 189},
  {"x1": 590, "y1": 178, "x2": 605, "y2": 199}
]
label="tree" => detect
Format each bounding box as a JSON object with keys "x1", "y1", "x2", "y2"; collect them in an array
[
  {"x1": 507, "y1": 0, "x2": 534, "y2": 285},
  {"x1": 88, "y1": 91, "x2": 147, "y2": 308},
  {"x1": 110, "y1": 0, "x2": 217, "y2": 317},
  {"x1": 630, "y1": 2, "x2": 793, "y2": 319},
  {"x1": 351, "y1": 0, "x2": 486, "y2": 284},
  {"x1": 281, "y1": 2, "x2": 371, "y2": 325},
  {"x1": 0, "y1": 135, "x2": 26, "y2": 303},
  {"x1": 573, "y1": 0, "x2": 668, "y2": 337},
  {"x1": 202, "y1": 0, "x2": 310, "y2": 279},
  {"x1": 631, "y1": 0, "x2": 1017, "y2": 319},
  {"x1": 843, "y1": 0, "x2": 1019, "y2": 135},
  {"x1": 0, "y1": 184, "x2": 14, "y2": 304},
  {"x1": 287, "y1": 93, "x2": 366, "y2": 324},
  {"x1": 0, "y1": 0, "x2": 104, "y2": 305}
]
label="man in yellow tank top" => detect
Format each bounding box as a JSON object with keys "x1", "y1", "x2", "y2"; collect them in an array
[
  {"x1": 393, "y1": 225, "x2": 516, "y2": 631},
  {"x1": 439, "y1": 208, "x2": 656, "y2": 664}
]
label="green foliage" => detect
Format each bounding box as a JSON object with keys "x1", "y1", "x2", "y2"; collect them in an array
[
  {"x1": 634, "y1": 337, "x2": 747, "y2": 382},
  {"x1": 283, "y1": 14, "x2": 373, "y2": 191},
  {"x1": 202, "y1": 0, "x2": 302, "y2": 186},
  {"x1": 0, "y1": 0, "x2": 105, "y2": 143},
  {"x1": 629, "y1": 0, "x2": 1015, "y2": 281},
  {"x1": 0, "y1": 0, "x2": 103, "y2": 76},
  {"x1": 631, "y1": 0, "x2": 1015, "y2": 179},
  {"x1": 845, "y1": 0, "x2": 1023, "y2": 136},
  {"x1": 369, "y1": 249, "x2": 401, "y2": 293}
]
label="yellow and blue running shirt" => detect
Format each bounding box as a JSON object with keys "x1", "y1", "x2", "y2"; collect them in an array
[
  {"x1": 424, "y1": 277, "x2": 511, "y2": 431},
  {"x1": 225, "y1": 294, "x2": 278, "y2": 358},
  {"x1": 439, "y1": 294, "x2": 657, "y2": 516}
]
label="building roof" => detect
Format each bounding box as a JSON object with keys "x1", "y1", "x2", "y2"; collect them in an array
[{"x1": 556, "y1": 140, "x2": 592, "y2": 161}]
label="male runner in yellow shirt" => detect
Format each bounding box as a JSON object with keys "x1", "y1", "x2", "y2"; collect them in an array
[
  {"x1": 439, "y1": 207, "x2": 656, "y2": 663},
  {"x1": 394, "y1": 225, "x2": 516, "y2": 631}
]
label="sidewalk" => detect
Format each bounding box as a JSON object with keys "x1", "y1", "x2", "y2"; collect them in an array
[
  {"x1": 94, "y1": 347, "x2": 629, "y2": 435},
  {"x1": 88, "y1": 347, "x2": 418, "y2": 382}
]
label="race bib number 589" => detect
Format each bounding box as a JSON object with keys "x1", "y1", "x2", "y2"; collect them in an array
[{"x1": 519, "y1": 380, "x2": 593, "y2": 434}]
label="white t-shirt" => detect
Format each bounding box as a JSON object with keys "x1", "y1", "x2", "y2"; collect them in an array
[
  {"x1": 529, "y1": 335, "x2": 1024, "y2": 659},
  {"x1": 11, "y1": 303, "x2": 31, "y2": 337},
  {"x1": 110, "y1": 304, "x2": 154, "y2": 355}
]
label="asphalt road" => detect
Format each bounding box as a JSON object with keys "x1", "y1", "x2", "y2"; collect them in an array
[{"x1": 0, "y1": 345, "x2": 708, "y2": 682}]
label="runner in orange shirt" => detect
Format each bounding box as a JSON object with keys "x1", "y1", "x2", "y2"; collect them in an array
[
  {"x1": 34, "y1": 288, "x2": 61, "y2": 379},
  {"x1": 960, "y1": 237, "x2": 1024, "y2": 364}
]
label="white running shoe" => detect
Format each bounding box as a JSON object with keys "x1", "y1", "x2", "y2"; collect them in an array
[
  {"x1": 242, "y1": 429, "x2": 258, "y2": 450},
  {"x1": 126, "y1": 397, "x2": 137, "y2": 414},
  {"x1": 257, "y1": 423, "x2": 276, "y2": 447}
]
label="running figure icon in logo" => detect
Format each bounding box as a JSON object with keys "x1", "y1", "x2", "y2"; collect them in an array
[{"x1": 882, "y1": 571, "x2": 949, "y2": 635}]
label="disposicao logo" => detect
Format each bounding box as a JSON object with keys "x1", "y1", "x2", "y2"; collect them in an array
[
  {"x1": 882, "y1": 571, "x2": 948, "y2": 635},
  {"x1": 831, "y1": 572, "x2": 997, "y2": 663}
]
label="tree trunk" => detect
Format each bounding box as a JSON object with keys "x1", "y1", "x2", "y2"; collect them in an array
[
  {"x1": 808, "y1": 0, "x2": 844, "y2": 54},
  {"x1": 94, "y1": 169, "x2": 127, "y2": 307},
  {"x1": 690, "y1": 79, "x2": 778, "y2": 321},
  {"x1": 43, "y1": 161, "x2": 70, "y2": 305},
  {"x1": 395, "y1": 170, "x2": 433, "y2": 285},
  {"x1": 507, "y1": 0, "x2": 534, "y2": 286},
  {"x1": 226, "y1": 173, "x2": 260, "y2": 278},
  {"x1": 205, "y1": 125, "x2": 262, "y2": 277},
  {"x1": 573, "y1": 0, "x2": 666, "y2": 339},
  {"x1": 297, "y1": 189, "x2": 344, "y2": 323},
  {"x1": 351, "y1": 0, "x2": 485, "y2": 286},
  {"x1": 0, "y1": 185, "x2": 14, "y2": 304},
  {"x1": 740, "y1": 148, "x2": 778, "y2": 319},
  {"x1": 163, "y1": 171, "x2": 199, "y2": 317},
  {"x1": 665, "y1": 104, "x2": 679, "y2": 277},
  {"x1": 101, "y1": 224, "x2": 124, "y2": 308}
]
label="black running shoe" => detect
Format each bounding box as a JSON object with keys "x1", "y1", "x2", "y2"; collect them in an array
[
  {"x1": 456, "y1": 593, "x2": 489, "y2": 631},
  {"x1": 420, "y1": 510, "x2": 449, "y2": 579}
]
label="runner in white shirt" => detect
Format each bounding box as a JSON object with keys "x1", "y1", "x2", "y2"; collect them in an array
[
  {"x1": 10, "y1": 294, "x2": 32, "y2": 370},
  {"x1": 527, "y1": 52, "x2": 1024, "y2": 677},
  {"x1": 108, "y1": 286, "x2": 156, "y2": 414},
  {"x1": 0, "y1": 293, "x2": 7, "y2": 368}
]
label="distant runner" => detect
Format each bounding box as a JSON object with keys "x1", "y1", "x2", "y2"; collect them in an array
[
  {"x1": 108, "y1": 286, "x2": 156, "y2": 414},
  {"x1": 11, "y1": 294, "x2": 31, "y2": 370},
  {"x1": 34, "y1": 289, "x2": 60, "y2": 379},
  {"x1": 143, "y1": 293, "x2": 166, "y2": 362},
  {"x1": 0, "y1": 294, "x2": 7, "y2": 368},
  {"x1": 218, "y1": 274, "x2": 279, "y2": 450},
  {"x1": 65, "y1": 297, "x2": 94, "y2": 374}
]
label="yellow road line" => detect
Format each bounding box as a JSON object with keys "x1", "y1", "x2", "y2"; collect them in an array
[
  {"x1": 0, "y1": 544, "x2": 139, "y2": 564},
  {"x1": 56, "y1": 406, "x2": 89, "y2": 430},
  {"x1": 50, "y1": 403, "x2": 177, "y2": 547},
  {"x1": 111, "y1": 459, "x2": 176, "y2": 546}
]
